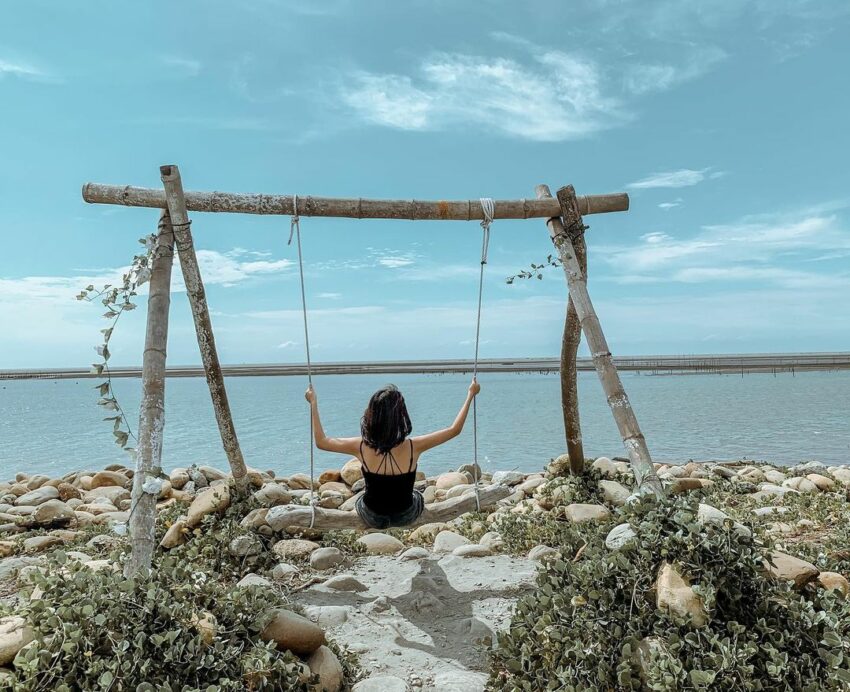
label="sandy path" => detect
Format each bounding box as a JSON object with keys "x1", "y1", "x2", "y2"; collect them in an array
[{"x1": 295, "y1": 553, "x2": 537, "y2": 691}]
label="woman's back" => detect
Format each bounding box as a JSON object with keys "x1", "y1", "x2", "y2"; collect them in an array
[{"x1": 359, "y1": 439, "x2": 417, "y2": 516}]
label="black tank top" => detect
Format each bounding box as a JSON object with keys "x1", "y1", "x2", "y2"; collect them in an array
[{"x1": 360, "y1": 440, "x2": 417, "y2": 516}]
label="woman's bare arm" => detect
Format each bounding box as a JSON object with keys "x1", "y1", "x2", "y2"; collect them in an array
[
  {"x1": 305, "y1": 387, "x2": 361, "y2": 456},
  {"x1": 412, "y1": 379, "x2": 480, "y2": 454}
]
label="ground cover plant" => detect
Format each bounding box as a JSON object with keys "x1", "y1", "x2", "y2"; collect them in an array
[{"x1": 488, "y1": 493, "x2": 850, "y2": 691}]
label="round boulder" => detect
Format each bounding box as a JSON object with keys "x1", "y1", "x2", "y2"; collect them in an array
[
  {"x1": 357, "y1": 533, "x2": 404, "y2": 555},
  {"x1": 260, "y1": 609, "x2": 325, "y2": 656}
]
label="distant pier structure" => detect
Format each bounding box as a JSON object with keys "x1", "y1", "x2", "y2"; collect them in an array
[{"x1": 2, "y1": 352, "x2": 849, "y2": 380}]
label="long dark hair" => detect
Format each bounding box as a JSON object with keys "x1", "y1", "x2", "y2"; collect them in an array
[{"x1": 360, "y1": 384, "x2": 412, "y2": 455}]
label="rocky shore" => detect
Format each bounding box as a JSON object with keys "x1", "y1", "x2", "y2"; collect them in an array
[{"x1": 1, "y1": 455, "x2": 849, "y2": 689}]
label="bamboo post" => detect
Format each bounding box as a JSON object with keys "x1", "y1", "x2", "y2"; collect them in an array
[
  {"x1": 536, "y1": 184, "x2": 663, "y2": 497},
  {"x1": 160, "y1": 165, "x2": 249, "y2": 491},
  {"x1": 561, "y1": 231, "x2": 587, "y2": 474},
  {"x1": 126, "y1": 210, "x2": 175, "y2": 576}
]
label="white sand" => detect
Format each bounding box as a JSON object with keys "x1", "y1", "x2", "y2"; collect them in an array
[{"x1": 295, "y1": 553, "x2": 537, "y2": 691}]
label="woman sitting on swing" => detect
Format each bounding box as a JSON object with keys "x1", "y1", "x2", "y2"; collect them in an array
[{"x1": 304, "y1": 379, "x2": 480, "y2": 529}]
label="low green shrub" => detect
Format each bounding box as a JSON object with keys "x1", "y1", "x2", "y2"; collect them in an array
[
  {"x1": 489, "y1": 495, "x2": 850, "y2": 691},
  {"x1": 8, "y1": 552, "x2": 309, "y2": 691},
  {"x1": 152, "y1": 495, "x2": 279, "y2": 581},
  {"x1": 536, "y1": 466, "x2": 608, "y2": 508}
]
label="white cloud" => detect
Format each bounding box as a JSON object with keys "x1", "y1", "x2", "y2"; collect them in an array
[
  {"x1": 341, "y1": 49, "x2": 623, "y2": 142},
  {"x1": 623, "y1": 46, "x2": 727, "y2": 95},
  {"x1": 160, "y1": 55, "x2": 201, "y2": 77},
  {"x1": 317, "y1": 292, "x2": 342, "y2": 299},
  {"x1": 627, "y1": 168, "x2": 722, "y2": 189},
  {"x1": 658, "y1": 199, "x2": 683, "y2": 210},
  {"x1": 0, "y1": 248, "x2": 295, "y2": 367},
  {"x1": 194, "y1": 249, "x2": 292, "y2": 287},
  {"x1": 277, "y1": 340, "x2": 297, "y2": 349},
  {"x1": 376, "y1": 255, "x2": 416, "y2": 269},
  {"x1": 598, "y1": 208, "x2": 850, "y2": 288},
  {"x1": 0, "y1": 59, "x2": 45, "y2": 80}
]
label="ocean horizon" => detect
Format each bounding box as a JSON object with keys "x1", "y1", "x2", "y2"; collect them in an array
[{"x1": 2, "y1": 369, "x2": 847, "y2": 481}]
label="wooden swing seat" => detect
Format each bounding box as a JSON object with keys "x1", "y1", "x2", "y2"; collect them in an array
[{"x1": 265, "y1": 483, "x2": 512, "y2": 532}]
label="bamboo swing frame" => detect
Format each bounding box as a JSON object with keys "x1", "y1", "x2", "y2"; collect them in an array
[{"x1": 83, "y1": 165, "x2": 661, "y2": 576}]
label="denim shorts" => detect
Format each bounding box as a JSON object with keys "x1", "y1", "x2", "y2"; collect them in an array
[{"x1": 355, "y1": 489, "x2": 425, "y2": 529}]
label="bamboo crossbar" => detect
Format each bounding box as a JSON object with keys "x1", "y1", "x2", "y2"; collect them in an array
[{"x1": 82, "y1": 183, "x2": 628, "y2": 220}]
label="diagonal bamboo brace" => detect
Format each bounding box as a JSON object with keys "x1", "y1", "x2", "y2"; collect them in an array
[
  {"x1": 537, "y1": 184, "x2": 663, "y2": 498},
  {"x1": 159, "y1": 165, "x2": 249, "y2": 491}
]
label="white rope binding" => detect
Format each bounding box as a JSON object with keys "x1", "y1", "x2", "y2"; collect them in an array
[
  {"x1": 289, "y1": 194, "x2": 316, "y2": 529},
  {"x1": 472, "y1": 197, "x2": 494, "y2": 512}
]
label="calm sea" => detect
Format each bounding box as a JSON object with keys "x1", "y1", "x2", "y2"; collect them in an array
[{"x1": 1, "y1": 370, "x2": 848, "y2": 480}]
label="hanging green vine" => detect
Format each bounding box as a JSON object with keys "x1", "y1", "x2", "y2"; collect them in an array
[
  {"x1": 505, "y1": 222, "x2": 589, "y2": 284},
  {"x1": 505, "y1": 253, "x2": 562, "y2": 284},
  {"x1": 76, "y1": 235, "x2": 156, "y2": 455}
]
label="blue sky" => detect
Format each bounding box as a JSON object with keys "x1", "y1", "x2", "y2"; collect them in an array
[{"x1": 1, "y1": 0, "x2": 849, "y2": 368}]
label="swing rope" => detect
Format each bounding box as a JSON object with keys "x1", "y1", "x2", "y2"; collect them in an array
[
  {"x1": 472, "y1": 198, "x2": 494, "y2": 512},
  {"x1": 288, "y1": 194, "x2": 492, "y2": 523},
  {"x1": 288, "y1": 194, "x2": 316, "y2": 529}
]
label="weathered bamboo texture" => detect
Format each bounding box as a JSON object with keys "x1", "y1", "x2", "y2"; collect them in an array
[
  {"x1": 561, "y1": 228, "x2": 587, "y2": 474},
  {"x1": 266, "y1": 483, "x2": 512, "y2": 532},
  {"x1": 82, "y1": 183, "x2": 628, "y2": 220},
  {"x1": 159, "y1": 165, "x2": 249, "y2": 490},
  {"x1": 126, "y1": 210, "x2": 175, "y2": 577},
  {"x1": 536, "y1": 184, "x2": 663, "y2": 497}
]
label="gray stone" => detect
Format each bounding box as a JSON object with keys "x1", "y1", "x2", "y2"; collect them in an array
[
  {"x1": 564, "y1": 503, "x2": 611, "y2": 523},
  {"x1": 23, "y1": 535, "x2": 64, "y2": 552},
  {"x1": 783, "y1": 477, "x2": 818, "y2": 493},
  {"x1": 452, "y1": 544, "x2": 492, "y2": 558},
  {"x1": 271, "y1": 562, "x2": 299, "y2": 580},
  {"x1": 399, "y1": 546, "x2": 430, "y2": 561},
  {"x1": 253, "y1": 484, "x2": 292, "y2": 507},
  {"x1": 528, "y1": 545, "x2": 559, "y2": 562},
  {"x1": 14, "y1": 486, "x2": 59, "y2": 507},
  {"x1": 323, "y1": 575, "x2": 368, "y2": 592},
  {"x1": 237, "y1": 573, "x2": 272, "y2": 588},
  {"x1": 273, "y1": 539, "x2": 320, "y2": 560},
  {"x1": 0, "y1": 616, "x2": 34, "y2": 666},
  {"x1": 765, "y1": 551, "x2": 819, "y2": 587},
  {"x1": 82, "y1": 486, "x2": 131, "y2": 505},
  {"x1": 309, "y1": 547, "x2": 345, "y2": 571},
  {"x1": 599, "y1": 480, "x2": 630, "y2": 507},
  {"x1": 479, "y1": 531, "x2": 504, "y2": 551},
  {"x1": 697, "y1": 503, "x2": 751, "y2": 538},
  {"x1": 763, "y1": 469, "x2": 787, "y2": 484},
  {"x1": 32, "y1": 499, "x2": 74, "y2": 526},
  {"x1": 790, "y1": 461, "x2": 828, "y2": 477},
  {"x1": 0, "y1": 556, "x2": 41, "y2": 581},
  {"x1": 605, "y1": 523, "x2": 637, "y2": 550},
  {"x1": 457, "y1": 462, "x2": 482, "y2": 479},
  {"x1": 491, "y1": 470, "x2": 525, "y2": 486},
  {"x1": 229, "y1": 533, "x2": 263, "y2": 557},
  {"x1": 433, "y1": 530, "x2": 471, "y2": 554},
  {"x1": 304, "y1": 605, "x2": 350, "y2": 628},
  {"x1": 757, "y1": 483, "x2": 798, "y2": 497},
  {"x1": 591, "y1": 456, "x2": 617, "y2": 477},
  {"x1": 306, "y1": 645, "x2": 343, "y2": 692},
  {"x1": 357, "y1": 533, "x2": 404, "y2": 555}
]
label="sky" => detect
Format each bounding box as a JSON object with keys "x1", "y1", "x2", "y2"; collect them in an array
[{"x1": 1, "y1": 0, "x2": 849, "y2": 369}]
